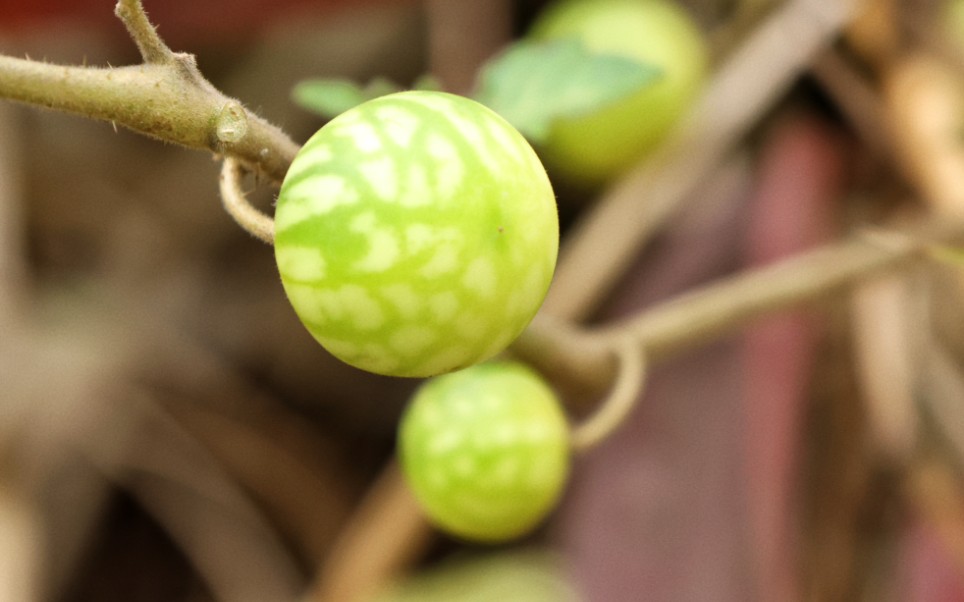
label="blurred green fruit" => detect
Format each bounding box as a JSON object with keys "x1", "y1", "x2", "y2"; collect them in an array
[
  {"x1": 399, "y1": 362, "x2": 570, "y2": 542},
  {"x1": 529, "y1": 0, "x2": 708, "y2": 187}
]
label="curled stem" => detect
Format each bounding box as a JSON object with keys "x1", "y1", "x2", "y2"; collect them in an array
[
  {"x1": 219, "y1": 158, "x2": 275, "y2": 244},
  {"x1": 570, "y1": 338, "x2": 647, "y2": 452}
]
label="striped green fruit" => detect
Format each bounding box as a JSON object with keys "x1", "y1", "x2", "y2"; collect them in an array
[
  {"x1": 274, "y1": 91, "x2": 558, "y2": 377},
  {"x1": 399, "y1": 362, "x2": 570, "y2": 542}
]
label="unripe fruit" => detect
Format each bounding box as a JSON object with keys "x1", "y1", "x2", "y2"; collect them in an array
[
  {"x1": 399, "y1": 362, "x2": 570, "y2": 542},
  {"x1": 274, "y1": 91, "x2": 558, "y2": 377},
  {"x1": 529, "y1": 0, "x2": 708, "y2": 186}
]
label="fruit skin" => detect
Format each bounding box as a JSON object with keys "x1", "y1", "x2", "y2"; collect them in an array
[
  {"x1": 398, "y1": 362, "x2": 570, "y2": 542},
  {"x1": 274, "y1": 91, "x2": 558, "y2": 377},
  {"x1": 529, "y1": 0, "x2": 708, "y2": 187}
]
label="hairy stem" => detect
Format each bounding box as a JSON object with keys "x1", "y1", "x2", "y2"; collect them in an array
[
  {"x1": 219, "y1": 159, "x2": 275, "y2": 244},
  {"x1": 0, "y1": 3, "x2": 299, "y2": 182},
  {"x1": 115, "y1": 0, "x2": 174, "y2": 64}
]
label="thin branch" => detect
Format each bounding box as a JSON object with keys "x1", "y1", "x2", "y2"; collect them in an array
[
  {"x1": 598, "y1": 228, "x2": 920, "y2": 358},
  {"x1": 810, "y1": 48, "x2": 894, "y2": 163},
  {"x1": 0, "y1": 4, "x2": 299, "y2": 182},
  {"x1": 0, "y1": 104, "x2": 24, "y2": 329},
  {"x1": 114, "y1": 0, "x2": 175, "y2": 64},
  {"x1": 517, "y1": 217, "x2": 964, "y2": 390},
  {"x1": 305, "y1": 463, "x2": 430, "y2": 602},
  {"x1": 220, "y1": 158, "x2": 275, "y2": 244}
]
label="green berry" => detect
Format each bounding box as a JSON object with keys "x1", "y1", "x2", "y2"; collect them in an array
[
  {"x1": 398, "y1": 362, "x2": 570, "y2": 542},
  {"x1": 274, "y1": 91, "x2": 558, "y2": 377},
  {"x1": 529, "y1": 0, "x2": 708, "y2": 186}
]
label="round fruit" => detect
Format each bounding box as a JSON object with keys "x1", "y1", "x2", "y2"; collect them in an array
[
  {"x1": 274, "y1": 91, "x2": 558, "y2": 377},
  {"x1": 398, "y1": 362, "x2": 570, "y2": 542},
  {"x1": 529, "y1": 0, "x2": 708, "y2": 186}
]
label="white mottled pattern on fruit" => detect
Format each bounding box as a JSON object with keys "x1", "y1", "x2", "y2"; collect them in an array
[
  {"x1": 445, "y1": 113, "x2": 500, "y2": 173},
  {"x1": 425, "y1": 134, "x2": 463, "y2": 200},
  {"x1": 275, "y1": 175, "x2": 358, "y2": 229},
  {"x1": 313, "y1": 285, "x2": 385, "y2": 331},
  {"x1": 418, "y1": 242, "x2": 460, "y2": 278},
  {"x1": 399, "y1": 164, "x2": 432, "y2": 208},
  {"x1": 379, "y1": 283, "x2": 420, "y2": 319},
  {"x1": 375, "y1": 106, "x2": 419, "y2": 147},
  {"x1": 302, "y1": 143, "x2": 334, "y2": 164},
  {"x1": 350, "y1": 212, "x2": 400, "y2": 273},
  {"x1": 274, "y1": 91, "x2": 557, "y2": 377},
  {"x1": 281, "y1": 282, "x2": 328, "y2": 325},
  {"x1": 491, "y1": 423, "x2": 518, "y2": 446},
  {"x1": 428, "y1": 430, "x2": 462, "y2": 455},
  {"x1": 389, "y1": 325, "x2": 437, "y2": 356},
  {"x1": 335, "y1": 120, "x2": 381, "y2": 153},
  {"x1": 484, "y1": 118, "x2": 524, "y2": 162},
  {"x1": 403, "y1": 224, "x2": 434, "y2": 253},
  {"x1": 398, "y1": 362, "x2": 570, "y2": 541},
  {"x1": 358, "y1": 157, "x2": 397, "y2": 201},
  {"x1": 426, "y1": 291, "x2": 459, "y2": 323},
  {"x1": 318, "y1": 337, "x2": 361, "y2": 360},
  {"x1": 358, "y1": 342, "x2": 399, "y2": 374},
  {"x1": 354, "y1": 228, "x2": 399, "y2": 272},
  {"x1": 276, "y1": 245, "x2": 327, "y2": 282},
  {"x1": 462, "y1": 257, "x2": 498, "y2": 298}
]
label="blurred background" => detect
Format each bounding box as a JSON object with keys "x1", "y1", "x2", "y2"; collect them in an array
[{"x1": 3, "y1": 0, "x2": 964, "y2": 600}]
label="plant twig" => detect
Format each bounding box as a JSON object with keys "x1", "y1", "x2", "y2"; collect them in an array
[
  {"x1": 220, "y1": 158, "x2": 275, "y2": 244},
  {"x1": 544, "y1": 0, "x2": 862, "y2": 320},
  {"x1": 0, "y1": 104, "x2": 24, "y2": 329},
  {"x1": 569, "y1": 338, "x2": 647, "y2": 452},
  {"x1": 0, "y1": 1, "x2": 299, "y2": 182},
  {"x1": 305, "y1": 463, "x2": 430, "y2": 602},
  {"x1": 810, "y1": 48, "x2": 894, "y2": 163},
  {"x1": 114, "y1": 0, "x2": 175, "y2": 64},
  {"x1": 518, "y1": 218, "x2": 964, "y2": 390}
]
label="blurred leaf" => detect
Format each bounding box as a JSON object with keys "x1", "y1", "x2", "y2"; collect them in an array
[
  {"x1": 413, "y1": 74, "x2": 443, "y2": 92},
  {"x1": 291, "y1": 77, "x2": 402, "y2": 119},
  {"x1": 473, "y1": 38, "x2": 661, "y2": 144},
  {"x1": 366, "y1": 76, "x2": 403, "y2": 99}
]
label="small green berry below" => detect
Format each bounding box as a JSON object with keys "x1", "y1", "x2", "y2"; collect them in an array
[
  {"x1": 274, "y1": 91, "x2": 558, "y2": 378},
  {"x1": 398, "y1": 362, "x2": 570, "y2": 543}
]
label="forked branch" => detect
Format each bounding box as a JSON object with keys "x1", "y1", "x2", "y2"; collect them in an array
[{"x1": 0, "y1": 0, "x2": 299, "y2": 182}]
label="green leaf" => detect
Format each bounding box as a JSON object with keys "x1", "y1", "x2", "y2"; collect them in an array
[
  {"x1": 291, "y1": 78, "x2": 402, "y2": 119},
  {"x1": 473, "y1": 38, "x2": 661, "y2": 144},
  {"x1": 291, "y1": 79, "x2": 367, "y2": 118},
  {"x1": 412, "y1": 73, "x2": 443, "y2": 92}
]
